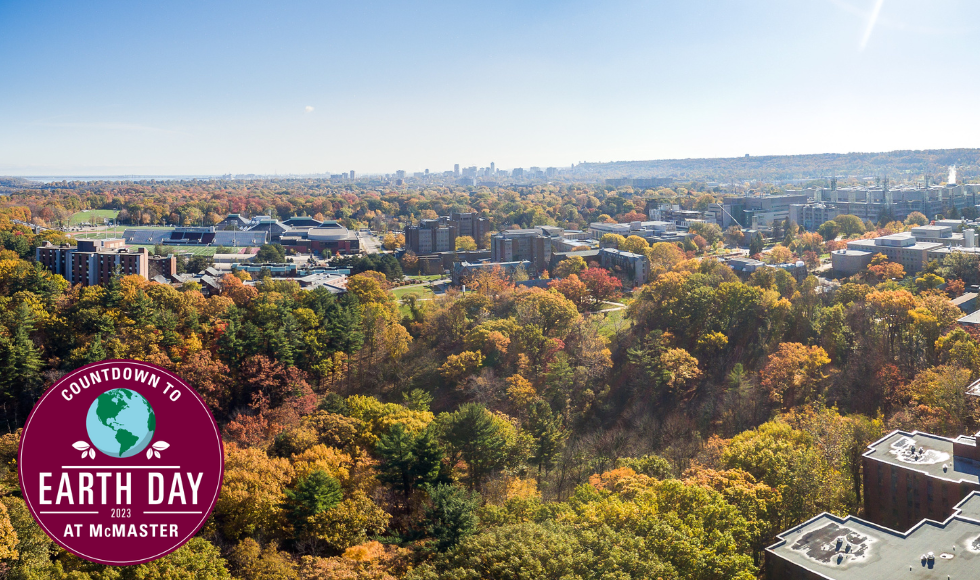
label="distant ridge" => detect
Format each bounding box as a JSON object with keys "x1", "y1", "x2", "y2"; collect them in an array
[{"x1": 574, "y1": 148, "x2": 980, "y2": 182}]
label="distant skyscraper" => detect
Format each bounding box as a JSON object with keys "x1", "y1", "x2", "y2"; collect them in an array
[
  {"x1": 454, "y1": 164, "x2": 460, "y2": 177},
  {"x1": 490, "y1": 162, "x2": 495, "y2": 174},
  {"x1": 349, "y1": 170, "x2": 355, "y2": 180},
  {"x1": 396, "y1": 170, "x2": 406, "y2": 179}
]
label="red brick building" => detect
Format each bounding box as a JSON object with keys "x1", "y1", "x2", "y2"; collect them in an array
[
  {"x1": 36, "y1": 239, "x2": 152, "y2": 286},
  {"x1": 862, "y1": 430, "x2": 980, "y2": 531}
]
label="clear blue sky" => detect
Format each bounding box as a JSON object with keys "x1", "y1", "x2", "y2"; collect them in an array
[{"x1": 0, "y1": 0, "x2": 976, "y2": 176}]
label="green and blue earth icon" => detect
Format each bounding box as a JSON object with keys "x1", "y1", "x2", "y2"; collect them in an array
[{"x1": 85, "y1": 388, "x2": 156, "y2": 458}]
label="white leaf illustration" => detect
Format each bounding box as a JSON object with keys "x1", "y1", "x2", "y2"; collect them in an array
[
  {"x1": 154, "y1": 450, "x2": 161, "y2": 459},
  {"x1": 146, "y1": 448, "x2": 154, "y2": 459},
  {"x1": 72, "y1": 441, "x2": 90, "y2": 451},
  {"x1": 152, "y1": 442, "x2": 170, "y2": 451},
  {"x1": 88, "y1": 448, "x2": 96, "y2": 459},
  {"x1": 80, "y1": 451, "x2": 87, "y2": 459}
]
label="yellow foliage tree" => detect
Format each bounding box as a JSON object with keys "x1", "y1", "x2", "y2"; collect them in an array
[
  {"x1": 216, "y1": 446, "x2": 295, "y2": 541},
  {"x1": 439, "y1": 351, "x2": 484, "y2": 382}
]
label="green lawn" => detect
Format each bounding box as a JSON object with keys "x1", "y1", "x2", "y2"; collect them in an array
[
  {"x1": 405, "y1": 274, "x2": 442, "y2": 282},
  {"x1": 392, "y1": 285, "x2": 435, "y2": 301},
  {"x1": 73, "y1": 225, "x2": 174, "y2": 239},
  {"x1": 69, "y1": 209, "x2": 119, "y2": 225},
  {"x1": 597, "y1": 308, "x2": 628, "y2": 337}
]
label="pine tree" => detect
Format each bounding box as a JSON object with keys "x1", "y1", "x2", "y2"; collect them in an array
[
  {"x1": 1, "y1": 304, "x2": 42, "y2": 426},
  {"x1": 440, "y1": 404, "x2": 508, "y2": 491},
  {"x1": 283, "y1": 470, "x2": 342, "y2": 535},
  {"x1": 424, "y1": 484, "x2": 480, "y2": 552},
  {"x1": 85, "y1": 334, "x2": 107, "y2": 365},
  {"x1": 376, "y1": 424, "x2": 444, "y2": 500},
  {"x1": 527, "y1": 400, "x2": 565, "y2": 477}
]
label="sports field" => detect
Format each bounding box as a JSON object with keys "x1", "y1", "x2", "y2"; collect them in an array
[{"x1": 69, "y1": 210, "x2": 119, "y2": 226}]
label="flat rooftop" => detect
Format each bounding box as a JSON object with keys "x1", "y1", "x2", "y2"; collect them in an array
[
  {"x1": 864, "y1": 430, "x2": 980, "y2": 485},
  {"x1": 849, "y1": 239, "x2": 944, "y2": 251},
  {"x1": 768, "y1": 493, "x2": 980, "y2": 579},
  {"x1": 951, "y1": 293, "x2": 979, "y2": 307},
  {"x1": 930, "y1": 247, "x2": 980, "y2": 255}
]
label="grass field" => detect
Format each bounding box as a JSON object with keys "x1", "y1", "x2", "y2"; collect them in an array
[
  {"x1": 597, "y1": 308, "x2": 628, "y2": 337},
  {"x1": 395, "y1": 285, "x2": 435, "y2": 318},
  {"x1": 405, "y1": 274, "x2": 442, "y2": 282},
  {"x1": 392, "y1": 285, "x2": 435, "y2": 301},
  {"x1": 69, "y1": 210, "x2": 119, "y2": 225}
]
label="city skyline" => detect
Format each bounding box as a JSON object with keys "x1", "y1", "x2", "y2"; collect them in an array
[{"x1": 1, "y1": 0, "x2": 978, "y2": 176}]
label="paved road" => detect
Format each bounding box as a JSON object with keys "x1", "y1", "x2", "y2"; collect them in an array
[
  {"x1": 358, "y1": 232, "x2": 383, "y2": 254},
  {"x1": 597, "y1": 300, "x2": 626, "y2": 313}
]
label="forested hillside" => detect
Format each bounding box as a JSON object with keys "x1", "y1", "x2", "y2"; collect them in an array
[{"x1": 0, "y1": 182, "x2": 974, "y2": 578}]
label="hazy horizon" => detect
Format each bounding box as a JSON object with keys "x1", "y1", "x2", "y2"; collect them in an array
[
  {"x1": 2, "y1": 0, "x2": 978, "y2": 175},
  {"x1": 1, "y1": 145, "x2": 973, "y2": 181}
]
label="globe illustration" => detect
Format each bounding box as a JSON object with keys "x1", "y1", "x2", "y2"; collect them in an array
[{"x1": 85, "y1": 388, "x2": 156, "y2": 458}]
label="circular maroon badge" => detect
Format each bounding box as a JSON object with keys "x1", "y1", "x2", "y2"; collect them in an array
[{"x1": 18, "y1": 360, "x2": 224, "y2": 565}]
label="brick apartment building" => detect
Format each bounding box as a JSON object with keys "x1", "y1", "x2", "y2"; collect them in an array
[
  {"x1": 862, "y1": 429, "x2": 980, "y2": 531},
  {"x1": 450, "y1": 212, "x2": 491, "y2": 248},
  {"x1": 490, "y1": 229, "x2": 554, "y2": 273},
  {"x1": 767, "y1": 492, "x2": 980, "y2": 579},
  {"x1": 765, "y1": 427, "x2": 980, "y2": 579},
  {"x1": 405, "y1": 217, "x2": 457, "y2": 255},
  {"x1": 404, "y1": 213, "x2": 491, "y2": 255},
  {"x1": 36, "y1": 239, "x2": 166, "y2": 286}
]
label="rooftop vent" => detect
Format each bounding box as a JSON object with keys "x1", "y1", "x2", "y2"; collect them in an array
[{"x1": 890, "y1": 437, "x2": 950, "y2": 465}]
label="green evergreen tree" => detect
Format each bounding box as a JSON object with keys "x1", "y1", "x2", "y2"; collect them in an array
[
  {"x1": 283, "y1": 470, "x2": 342, "y2": 535},
  {"x1": 439, "y1": 404, "x2": 509, "y2": 491},
  {"x1": 527, "y1": 401, "x2": 565, "y2": 477},
  {"x1": 85, "y1": 334, "x2": 107, "y2": 365},
  {"x1": 1, "y1": 304, "x2": 43, "y2": 425},
  {"x1": 424, "y1": 484, "x2": 480, "y2": 551},
  {"x1": 749, "y1": 232, "x2": 764, "y2": 256},
  {"x1": 103, "y1": 268, "x2": 124, "y2": 309},
  {"x1": 376, "y1": 424, "x2": 444, "y2": 499}
]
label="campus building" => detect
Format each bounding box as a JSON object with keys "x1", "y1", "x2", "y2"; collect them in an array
[
  {"x1": 599, "y1": 248, "x2": 650, "y2": 285},
  {"x1": 279, "y1": 221, "x2": 360, "y2": 255},
  {"x1": 452, "y1": 260, "x2": 533, "y2": 285},
  {"x1": 37, "y1": 239, "x2": 161, "y2": 287},
  {"x1": 831, "y1": 228, "x2": 980, "y2": 276},
  {"x1": 789, "y1": 183, "x2": 980, "y2": 230},
  {"x1": 588, "y1": 221, "x2": 680, "y2": 244},
  {"x1": 490, "y1": 228, "x2": 555, "y2": 273},
  {"x1": 767, "y1": 491, "x2": 980, "y2": 580},
  {"x1": 405, "y1": 217, "x2": 457, "y2": 255},
  {"x1": 706, "y1": 194, "x2": 809, "y2": 229},
  {"x1": 863, "y1": 430, "x2": 980, "y2": 531},
  {"x1": 450, "y1": 212, "x2": 491, "y2": 248},
  {"x1": 404, "y1": 213, "x2": 491, "y2": 254},
  {"x1": 766, "y1": 428, "x2": 980, "y2": 579}
]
